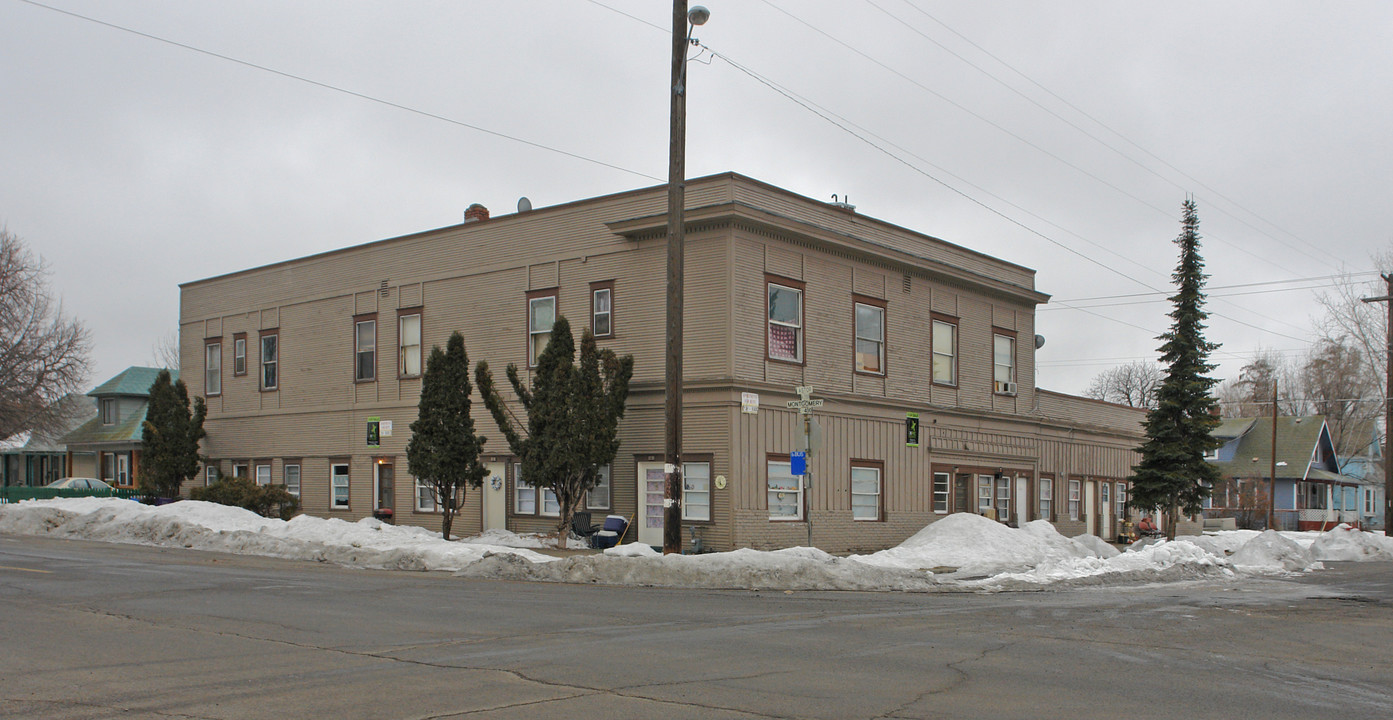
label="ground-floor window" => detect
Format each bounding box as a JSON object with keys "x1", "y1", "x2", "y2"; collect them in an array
[
  {"x1": 1114, "y1": 482, "x2": 1126, "y2": 518},
  {"x1": 994, "y1": 474, "x2": 1011, "y2": 521},
  {"x1": 1068, "y1": 479, "x2": 1081, "y2": 521},
  {"x1": 977, "y1": 475, "x2": 992, "y2": 514},
  {"x1": 1367, "y1": 488, "x2": 1377, "y2": 514},
  {"x1": 933, "y1": 472, "x2": 950, "y2": 513},
  {"x1": 768, "y1": 459, "x2": 802, "y2": 520},
  {"x1": 513, "y1": 463, "x2": 536, "y2": 515},
  {"x1": 1038, "y1": 477, "x2": 1052, "y2": 520},
  {"x1": 414, "y1": 476, "x2": 441, "y2": 512},
  {"x1": 205, "y1": 464, "x2": 218, "y2": 486},
  {"x1": 683, "y1": 462, "x2": 711, "y2": 521},
  {"x1": 587, "y1": 464, "x2": 611, "y2": 511},
  {"x1": 851, "y1": 462, "x2": 882, "y2": 521},
  {"x1": 331, "y1": 463, "x2": 350, "y2": 509},
  {"x1": 256, "y1": 464, "x2": 271, "y2": 486},
  {"x1": 284, "y1": 463, "x2": 300, "y2": 497}
]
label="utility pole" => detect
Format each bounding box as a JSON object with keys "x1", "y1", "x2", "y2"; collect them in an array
[
  {"x1": 1361, "y1": 273, "x2": 1393, "y2": 538},
  {"x1": 1269, "y1": 379, "x2": 1277, "y2": 531},
  {"x1": 663, "y1": 2, "x2": 709, "y2": 554}
]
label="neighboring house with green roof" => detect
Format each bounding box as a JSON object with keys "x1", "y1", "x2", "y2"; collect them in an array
[
  {"x1": 60, "y1": 366, "x2": 171, "y2": 488},
  {"x1": 1205, "y1": 416, "x2": 1368, "y2": 531},
  {"x1": 1, "y1": 394, "x2": 97, "y2": 486}
]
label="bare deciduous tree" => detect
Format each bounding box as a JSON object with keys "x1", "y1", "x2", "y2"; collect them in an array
[
  {"x1": 1301, "y1": 337, "x2": 1377, "y2": 458},
  {"x1": 0, "y1": 228, "x2": 91, "y2": 439},
  {"x1": 149, "y1": 329, "x2": 180, "y2": 371},
  {"x1": 1314, "y1": 255, "x2": 1390, "y2": 451},
  {"x1": 1083, "y1": 361, "x2": 1162, "y2": 409}
]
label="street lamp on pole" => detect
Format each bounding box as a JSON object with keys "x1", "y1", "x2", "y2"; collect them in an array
[{"x1": 664, "y1": 3, "x2": 708, "y2": 555}]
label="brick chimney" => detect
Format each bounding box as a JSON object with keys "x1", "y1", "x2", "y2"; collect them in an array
[{"x1": 464, "y1": 203, "x2": 490, "y2": 223}]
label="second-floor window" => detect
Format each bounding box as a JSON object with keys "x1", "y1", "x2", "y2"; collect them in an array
[
  {"x1": 768, "y1": 280, "x2": 803, "y2": 363},
  {"x1": 100, "y1": 398, "x2": 117, "y2": 425},
  {"x1": 205, "y1": 341, "x2": 222, "y2": 396},
  {"x1": 994, "y1": 333, "x2": 1016, "y2": 393},
  {"x1": 260, "y1": 333, "x2": 278, "y2": 390},
  {"x1": 591, "y1": 282, "x2": 613, "y2": 338},
  {"x1": 854, "y1": 299, "x2": 885, "y2": 374},
  {"x1": 528, "y1": 292, "x2": 556, "y2": 367},
  {"x1": 355, "y1": 319, "x2": 376, "y2": 382},
  {"x1": 399, "y1": 313, "x2": 422, "y2": 377},
  {"x1": 932, "y1": 319, "x2": 956, "y2": 385},
  {"x1": 233, "y1": 335, "x2": 247, "y2": 376}
]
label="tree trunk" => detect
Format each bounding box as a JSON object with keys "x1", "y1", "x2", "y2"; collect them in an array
[
  {"x1": 557, "y1": 503, "x2": 573, "y2": 549},
  {"x1": 441, "y1": 501, "x2": 454, "y2": 540},
  {"x1": 1165, "y1": 503, "x2": 1180, "y2": 541}
]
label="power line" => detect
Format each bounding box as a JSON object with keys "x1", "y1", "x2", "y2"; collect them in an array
[
  {"x1": 890, "y1": 0, "x2": 1344, "y2": 270},
  {"x1": 1051, "y1": 272, "x2": 1378, "y2": 304},
  {"x1": 16, "y1": 0, "x2": 663, "y2": 184}
]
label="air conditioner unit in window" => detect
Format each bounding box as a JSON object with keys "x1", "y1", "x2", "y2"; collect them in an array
[{"x1": 996, "y1": 381, "x2": 1017, "y2": 395}]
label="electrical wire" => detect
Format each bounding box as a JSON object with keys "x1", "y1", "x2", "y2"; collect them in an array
[
  {"x1": 889, "y1": 0, "x2": 1342, "y2": 270},
  {"x1": 15, "y1": 0, "x2": 663, "y2": 184}
]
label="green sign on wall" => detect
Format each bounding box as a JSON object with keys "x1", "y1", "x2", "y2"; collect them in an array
[
  {"x1": 905, "y1": 412, "x2": 920, "y2": 447},
  {"x1": 367, "y1": 417, "x2": 380, "y2": 447}
]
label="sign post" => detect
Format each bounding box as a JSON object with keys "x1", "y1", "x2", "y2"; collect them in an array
[{"x1": 786, "y1": 386, "x2": 823, "y2": 548}]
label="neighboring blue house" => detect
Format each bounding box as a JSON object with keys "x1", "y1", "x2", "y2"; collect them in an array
[
  {"x1": 1206, "y1": 416, "x2": 1368, "y2": 531},
  {"x1": 1338, "y1": 423, "x2": 1384, "y2": 531}
]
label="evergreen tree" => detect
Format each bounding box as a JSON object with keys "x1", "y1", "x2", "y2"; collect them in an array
[
  {"x1": 139, "y1": 370, "x2": 207, "y2": 500},
  {"x1": 1128, "y1": 199, "x2": 1223, "y2": 539},
  {"x1": 406, "y1": 331, "x2": 488, "y2": 540},
  {"x1": 476, "y1": 317, "x2": 633, "y2": 547}
]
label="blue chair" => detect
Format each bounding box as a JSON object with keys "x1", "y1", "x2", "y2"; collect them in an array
[{"x1": 590, "y1": 514, "x2": 629, "y2": 549}]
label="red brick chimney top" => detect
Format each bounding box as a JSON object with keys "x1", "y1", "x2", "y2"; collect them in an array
[{"x1": 464, "y1": 203, "x2": 490, "y2": 223}]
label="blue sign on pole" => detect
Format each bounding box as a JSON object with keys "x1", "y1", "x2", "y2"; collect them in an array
[{"x1": 790, "y1": 451, "x2": 807, "y2": 476}]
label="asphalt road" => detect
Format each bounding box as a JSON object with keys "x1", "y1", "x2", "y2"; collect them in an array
[{"x1": 2, "y1": 534, "x2": 1391, "y2": 720}]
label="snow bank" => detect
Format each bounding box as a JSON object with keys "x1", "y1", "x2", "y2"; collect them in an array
[
  {"x1": 4, "y1": 498, "x2": 1389, "y2": 593},
  {"x1": 457, "y1": 527, "x2": 588, "y2": 550},
  {"x1": 1308, "y1": 524, "x2": 1393, "y2": 562},
  {"x1": 1227, "y1": 530, "x2": 1321, "y2": 573},
  {"x1": 850, "y1": 514, "x2": 1097, "y2": 575},
  {"x1": 0, "y1": 498, "x2": 555, "y2": 569}
]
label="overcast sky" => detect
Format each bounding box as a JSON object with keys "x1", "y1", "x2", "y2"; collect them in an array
[{"x1": 3, "y1": 0, "x2": 1390, "y2": 397}]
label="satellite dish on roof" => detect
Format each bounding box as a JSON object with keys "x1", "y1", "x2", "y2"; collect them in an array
[
  {"x1": 517, "y1": 197, "x2": 532, "y2": 213},
  {"x1": 1035, "y1": 334, "x2": 1046, "y2": 349}
]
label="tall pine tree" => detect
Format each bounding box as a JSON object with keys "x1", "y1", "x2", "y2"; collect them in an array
[
  {"x1": 476, "y1": 317, "x2": 633, "y2": 547},
  {"x1": 1128, "y1": 199, "x2": 1222, "y2": 539},
  {"x1": 406, "y1": 331, "x2": 488, "y2": 540},
  {"x1": 139, "y1": 370, "x2": 207, "y2": 500}
]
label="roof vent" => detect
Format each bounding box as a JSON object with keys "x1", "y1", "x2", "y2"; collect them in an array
[
  {"x1": 464, "y1": 203, "x2": 490, "y2": 223},
  {"x1": 517, "y1": 197, "x2": 533, "y2": 213},
  {"x1": 829, "y1": 194, "x2": 856, "y2": 212}
]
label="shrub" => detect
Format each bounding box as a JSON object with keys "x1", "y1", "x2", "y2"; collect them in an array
[{"x1": 191, "y1": 476, "x2": 300, "y2": 520}]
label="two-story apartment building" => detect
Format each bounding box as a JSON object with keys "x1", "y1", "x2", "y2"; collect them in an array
[{"x1": 180, "y1": 173, "x2": 1146, "y2": 552}]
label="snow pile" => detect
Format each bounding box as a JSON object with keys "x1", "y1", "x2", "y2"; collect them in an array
[
  {"x1": 852, "y1": 514, "x2": 1098, "y2": 575},
  {"x1": 462, "y1": 545, "x2": 943, "y2": 592},
  {"x1": 1308, "y1": 524, "x2": 1393, "y2": 562},
  {"x1": 976, "y1": 540, "x2": 1234, "y2": 590},
  {"x1": 1227, "y1": 530, "x2": 1321, "y2": 573},
  {"x1": 0, "y1": 498, "x2": 555, "y2": 569},
  {"x1": 4, "y1": 498, "x2": 1390, "y2": 592},
  {"x1": 457, "y1": 527, "x2": 588, "y2": 550}
]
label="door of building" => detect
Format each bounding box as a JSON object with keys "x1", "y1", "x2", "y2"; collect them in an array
[
  {"x1": 1099, "y1": 482, "x2": 1112, "y2": 540},
  {"x1": 375, "y1": 462, "x2": 395, "y2": 522},
  {"x1": 481, "y1": 461, "x2": 507, "y2": 531},
  {"x1": 637, "y1": 462, "x2": 666, "y2": 546},
  {"x1": 954, "y1": 474, "x2": 972, "y2": 514},
  {"x1": 1084, "y1": 481, "x2": 1097, "y2": 536}
]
